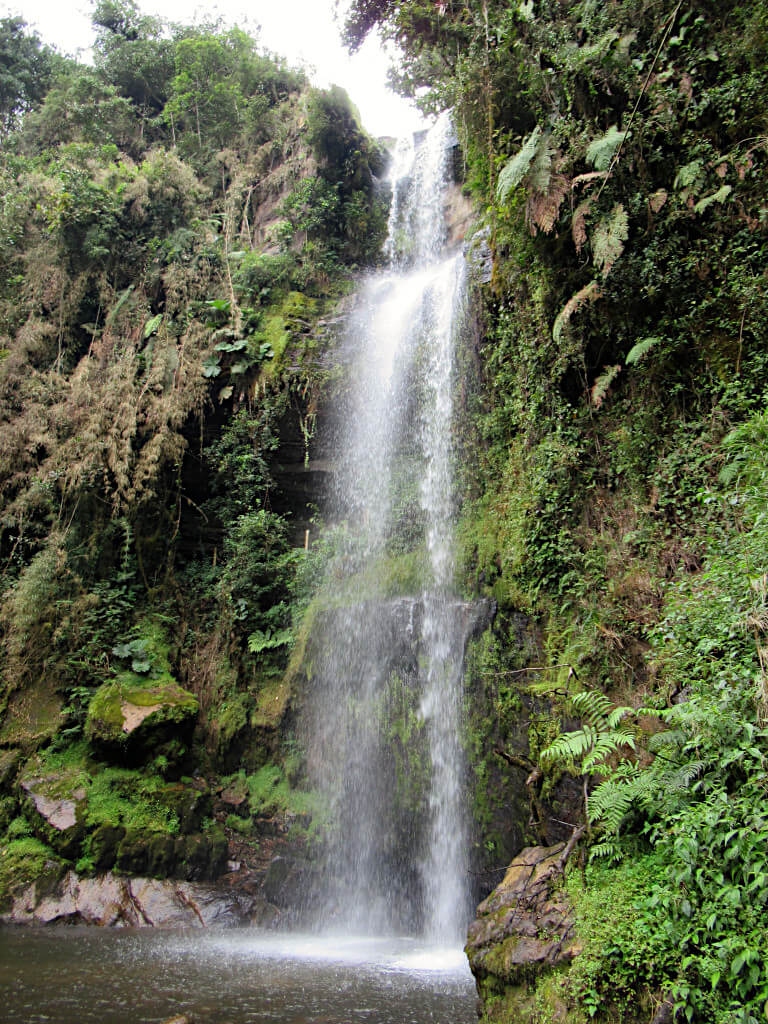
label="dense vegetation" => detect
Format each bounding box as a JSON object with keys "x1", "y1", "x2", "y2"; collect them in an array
[
  {"x1": 1, "y1": 1, "x2": 767, "y2": 1021},
  {"x1": 0, "y1": 1, "x2": 386, "y2": 895},
  {"x1": 343, "y1": 0, "x2": 768, "y2": 1020}
]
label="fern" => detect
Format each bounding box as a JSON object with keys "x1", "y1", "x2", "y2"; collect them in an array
[
  {"x1": 572, "y1": 198, "x2": 591, "y2": 253},
  {"x1": 590, "y1": 364, "x2": 621, "y2": 408},
  {"x1": 625, "y1": 336, "x2": 662, "y2": 366},
  {"x1": 553, "y1": 279, "x2": 600, "y2": 343},
  {"x1": 694, "y1": 184, "x2": 732, "y2": 214},
  {"x1": 528, "y1": 133, "x2": 553, "y2": 192},
  {"x1": 586, "y1": 125, "x2": 627, "y2": 171},
  {"x1": 674, "y1": 159, "x2": 704, "y2": 190},
  {"x1": 592, "y1": 202, "x2": 629, "y2": 277},
  {"x1": 540, "y1": 691, "x2": 636, "y2": 777},
  {"x1": 247, "y1": 627, "x2": 293, "y2": 653},
  {"x1": 497, "y1": 127, "x2": 552, "y2": 203}
]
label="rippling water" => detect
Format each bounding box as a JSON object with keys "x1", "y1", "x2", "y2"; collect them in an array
[{"x1": 0, "y1": 928, "x2": 478, "y2": 1024}]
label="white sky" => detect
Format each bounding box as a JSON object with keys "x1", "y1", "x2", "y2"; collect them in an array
[{"x1": 1, "y1": 0, "x2": 427, "y2": 137}]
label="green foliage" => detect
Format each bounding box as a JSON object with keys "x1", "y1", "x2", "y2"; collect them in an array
[
  {"x1": 85, "y1": 767, "x2": 181, "y2": 833},
  {"x1": 497, "y1": 127, "x2": 544, "y2": 203},
  {"x1": 0, "y1": 17, "x2": 55, "y2": 136},
  {"x1": 585, "y1": 127, "x2": 626, "y2": 173},
  {"x1": 540, "y1": 691, "x2": 636, "y2": 777}
]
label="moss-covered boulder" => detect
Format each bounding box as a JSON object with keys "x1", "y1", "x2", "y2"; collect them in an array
[
  {"x1": 466, "y1": 844, "x2": 583, "y2": 1023},
  {"x1": 85, "y1": 675, "x2": 198, "y2": 757},
  {"x1": 19, "y1": 767, "x2": 89, "y2": 859}
]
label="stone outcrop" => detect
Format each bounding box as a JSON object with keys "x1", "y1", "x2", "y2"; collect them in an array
[
  {"x1": 19, "y1": 771, "x2": 88, "y2": 858},
  {"x1": 3, "y1": 870, "x2": 260, "y2": 928},
  {"x1": 466, "y1": 843, "x2": 582, "y2": 1022},
  {"x1": 86, "y1": 677, "x2": 198, "y2": 750}
]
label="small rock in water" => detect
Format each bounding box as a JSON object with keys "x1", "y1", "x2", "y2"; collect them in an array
[{"x1": 160, "y1": 1016, "x2": 193, "y2": 1024}]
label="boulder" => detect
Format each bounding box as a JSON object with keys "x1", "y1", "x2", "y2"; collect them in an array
[
  {"x1": 85, "y1": 675, "x2": 198, "y2": 757},
  {"x1": 466, "y1": 843, "x2": 581, "y2": 1022},
  {"x1": 19, "y1": 771, "x2": 88, "y2": 858}
]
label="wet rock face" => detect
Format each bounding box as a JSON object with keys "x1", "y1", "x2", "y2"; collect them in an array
[
  {"x1": 466, "y1": 844, "x2": 581, "y2": 1021},
  {"x1": 2, "y1": 870, "x2": 260, "y2": 928}
]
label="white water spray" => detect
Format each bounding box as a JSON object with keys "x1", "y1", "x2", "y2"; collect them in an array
[{"x1": 304, "y1": 112, "x2": 471, "y2": 942}]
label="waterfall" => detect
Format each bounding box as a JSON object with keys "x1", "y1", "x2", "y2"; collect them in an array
[{"x1": 303, "y1": 113, "x2": 471, "y2": 941}]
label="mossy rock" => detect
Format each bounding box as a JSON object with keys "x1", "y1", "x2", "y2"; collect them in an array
[
  {"x1": 85, "y1": 674, "x2": 198, "y2": 755},
  {"x1": 112, "y1": 827, "x2": 227, "y2": 881},
  {"x1": 90, "y1": 823, "x2": 126, "y2": 871},
  {"x1": 0, "y1": 677, "x2": 62, "y2": 751},
  {"x1": 176, "y1": 831, "x2": 228, "y2": 881},
  {"x1": 0, "y1": 747, "x2": 22, "y2": 789},
  {"x1": 156, "y1": 782, "x2": 210, "y2": 833},
  {"x1": 19, "y1": 764, "x2": 89, "y2": 859},
  {"x1": 0, "y1": 837, "x2": 65, "y2": 912}
]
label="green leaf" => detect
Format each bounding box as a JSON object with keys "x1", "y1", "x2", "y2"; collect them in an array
[
  {"x1": 592, "y1": 202, "x2": 629, "y2": 277},
  {"x1": 586, "y1": 126, "x2": 627, "y2": 171},
  {"x1": 143, "y1": 314, "x2": 162, "y2": 339},
  {"x1": 248, "y1": 627, "x2": 293, "y2": 653},
  {"x1": 626, "y1": 336, "x2": 662, "y2": 366},
  {"x1": 694, "y1": 185, "x2": 732, "y2": 214},
  {"x1": 202, "y1": 358, "x2": 222, "y2": 378},
  {"x1": 674, "y1": 160, "x2": 704, "y2": 190},
  {"x1": 497, "y1": 126, "x2": 542, "y2": 203},
  {"x1": 215, "y1": 339, "x2": 247, "y2": 352}
]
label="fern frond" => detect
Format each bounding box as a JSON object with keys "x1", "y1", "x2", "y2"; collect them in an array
[
  {"x1": 572, "y1": 198, "x2": 591, "y2": 253},
  {"x1": 527, "y1": 174, "x2": 568, "y2": 235},
  {"x1": 625, "y1": 336, "x2": 662, "y2": 366},
  {"x1": 664, "y1": 760, "x2": 706, "y2": 791},
  {"x1": 553, "y1": 280, "x2": 600, "y2": 343},
  {"x1": 582, "y1": 729, "x2": 636, "y2": 772},
  {"x1": 571, "y1": 690, "x2": 613, "y2": 726},
  {"x1": 606, "y1": 705, "x2": 634, "y2": 729},
  {"x1": 540, "y1": 723, "x2": 600, "y2": 765},
  {"x1": 694, "y1": 184, "x2": 732, "y2": 214},
  {"x1": 589, "y1": 840, "x2": 625, "y2": 864},
  {"x1": 497, "y1": 127, "x2": 542, "y2": 203},
  {"x1": 528, "y1": 133, "x2": 553, "y2": 192},
  {"x1": 586, "y1": 126, "x2": 627, "y2": 171},
  {"x1": 592, "y1": 202, "x2": 629, "y2": 277},
  {"x1": 590, "y1": 364, "x2": 622, "y2": 408},
  {"x1": 648, "y1": 728, "x2": 685, "y2": 752}
]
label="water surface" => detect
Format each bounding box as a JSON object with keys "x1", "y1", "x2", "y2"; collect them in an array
[{"x1": 0, "y1": 928, "x2": 478, "y2": 1024}]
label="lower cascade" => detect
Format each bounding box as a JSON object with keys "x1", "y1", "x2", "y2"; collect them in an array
[{"x1": 300, "y1": 113, "x2": 480, "y2": 942}]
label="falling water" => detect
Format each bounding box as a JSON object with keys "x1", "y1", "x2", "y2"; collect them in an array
[{"x1": 304, "y1": 113, "x2": 471, "y2": 942}]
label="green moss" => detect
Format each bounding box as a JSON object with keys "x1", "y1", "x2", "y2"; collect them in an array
[
  {"x1": 251, "y1": 678, "x2": 290, "y2": 728},
  {"x1": 0, "y1": 837, "x2": 63, "y2": 910},
  {"x1": 85, "y1": 673, "x2": 198, "y2": 744},
  {"x1": 85, "y1": 767, "x2": 181, "y2": 834},
  {"x1": 257, "y1": 290, "x2": 317, "y2": 379}
]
